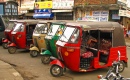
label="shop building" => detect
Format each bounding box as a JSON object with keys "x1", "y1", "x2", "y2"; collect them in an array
[
  {"x1": 52, "y1": 0, "x2": 74, "y2": 20},
  {"x1": 74, "y1": 0, "x2": 121, "y2": 21}
]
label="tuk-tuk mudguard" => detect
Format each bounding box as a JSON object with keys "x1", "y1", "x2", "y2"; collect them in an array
[
  {"x1": 29, "y1": 46, "x2": 39, "y2": 51},
  {"x1": 2, "y1": 39, "x2": 8, "y2": 43},
  {"x1": 8, "y1": 43, "x2": 16, "y2": 47},
  {"x1": 41, "y1": 50, "x2": 52, "y2": 56},
  {"x1": 50, "y1": 59, "x2": 65, "y2": 68}
]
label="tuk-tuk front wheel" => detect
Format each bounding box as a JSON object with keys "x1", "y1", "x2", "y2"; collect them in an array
[
  {"x1": 41, "y1": 55, "x2": 51, "y2": 64},
  {"x1": 8, "y1": 47, "x2": 16, "y2": 54},
  {"x1": 30, "y1": 50, "x2": 39, "y2": 57},
  {"x1": 50, "y1": 65, "x2": 63, "y2": 77},
  {"x1": 2, "y1": 43, "x2": 8, "y2": 49},
  {"x1": 118, "y1": 61, "x2": 125, "y2": 73}
]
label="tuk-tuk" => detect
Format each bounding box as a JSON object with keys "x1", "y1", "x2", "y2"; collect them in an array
[
  {"x1": 40, "y1": 21, "x2": 68, "y2": 64},
  {"x1": 7, "y1": 20, "x2": 39, "y2": 54},
  {"x1": 50, "y1": 21, "x2": 128, "y2": 77},
  {"x1": 2, "y1": 20, "x2": 18, "y2": 49},
  {"x1": 29, "y1": 20, "x2": 56, "y2": 57}
]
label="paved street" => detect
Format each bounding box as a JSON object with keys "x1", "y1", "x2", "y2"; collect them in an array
[{"x1": 0, "y1": 43, "x2": 130, "y2": 80}]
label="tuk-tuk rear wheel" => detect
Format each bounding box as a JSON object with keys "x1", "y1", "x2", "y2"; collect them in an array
[
  {"x1": 118, "y1": 61, "x2": 125, "y2": 73},
  {"x1": 2, "y1": 43, "x2": 8, "y2": 49},
  {"x1": 41, "y1": 55, "x2": 51, "y2": 64},
  {"x1": 30, "y1": 50, "x2": 39, "y2": 57},
  {"x1": 50, "y1": 65, "x2": 63, "y2": 77},
  {"x1": 8, "y1": 47, "x2": 16, "y2": 54}
]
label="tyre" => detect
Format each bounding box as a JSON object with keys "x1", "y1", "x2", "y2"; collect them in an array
[
  {"x1": 41, "y1": 55, "x2": 51, "y2": 64},
  {"x1": 118, "y1": 61, "x2": 125, "y2": 73},
  {"x1": 50, "y1": 65, "x2": 63, "y2": 77},
  {"x1": 30, "y1": 50, "x2": 39, "y2": 57},
  {"x1": 8, "y1": 47, "x2": 16, "y2": 54},
  {"x1": 2, "y1": 43, "x2": 8, "y2": 49}
]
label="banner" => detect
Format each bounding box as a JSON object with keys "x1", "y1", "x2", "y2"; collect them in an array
[
  {"x1": 52, "y1": 0, "x2": 74, "y2": 9},
  {"x1": 34, "y1": 1, "x2": 52, "y2": 9}
]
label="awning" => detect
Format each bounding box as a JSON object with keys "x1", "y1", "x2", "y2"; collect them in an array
[{"x1": 33, "y1": 13, "x2": 54, "y2": 18}]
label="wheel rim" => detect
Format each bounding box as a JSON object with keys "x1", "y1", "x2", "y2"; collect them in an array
[
  {"x1": 31, "y1": 51, "x2": 38, "y2": 56},
  {"x1": 9, "y1": 47, "x2": 16, "y2": 53},
  {"x1": 118, "y1": 63, "x2": 124, "y2": 72},
  {"x1": 52, "y1": 66, "x2": 61, "y2": 76},
  {"x1": 42, "y1": 55, "x2": 50, "y2": 64},
  {"x1": 3, "y1": 43, "x2": 8, "y2": 49}
]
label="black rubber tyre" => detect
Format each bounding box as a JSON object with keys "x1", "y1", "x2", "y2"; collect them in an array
[
  {"x1": 50, "y1": 65, "x2": 63, "y2": 77},
  {"x1": 118, "y1": 61, "x2": 125, "y2": 73},
  {"x1": 2, "y1": 43, "x2": 8, "y2": 49},
  {"x1": 41, "y1": 55, "x2": 51, "y2": 64},
  {"x1": 30, "y1": 50, "x2": 39, "y2": 57},
  {"x1": 8, "y1": 47, "x2": 16, "y2": 54}
]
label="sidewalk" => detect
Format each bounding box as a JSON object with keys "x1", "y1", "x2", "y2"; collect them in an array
[{"x1": 0, "y1": 60, "x2": 24, "y2": 80}]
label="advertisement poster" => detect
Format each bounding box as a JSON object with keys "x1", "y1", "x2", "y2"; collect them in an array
[
  {"x1": 101, "y1": 11, "x2": 109, "y2": 16},
  {"x1": 112, "y1": 14, "x2": 120, "y2": 19},
  {"x1": 93, "y1": 11, "x2": 100, "y2": 16},
  {"x1": 52, "y1": 0, "x2": 74, "y2": 9},
  {"x1": 34, "y1": 1, "x2": 52, "y2": 9},
  {"x1": 100, "y1": 17, "x2": 108, "y2": 21}
]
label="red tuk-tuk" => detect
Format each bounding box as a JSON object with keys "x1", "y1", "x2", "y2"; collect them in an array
[
  {"x1": 7, "y1": 20, "x2": 39, "y2": 54},
  {"x1": 2, "y1": 20, "x2": 18, "y2": 49},
  {"x1": 50, "y1": 21, "x2": 128, "y2": 77}
]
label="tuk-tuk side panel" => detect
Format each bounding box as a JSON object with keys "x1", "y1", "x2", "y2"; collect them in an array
[
  {"x1": 109, "y1": 46, "x2": 127, "y2": 62},
  {"x1": 93, "y1": 46, "x2": 127, "y2": 68},
  {"x1": 33, "y1": 34, "x2": 47, "y2": 50},
  {"x1": 61, "y1": 46, "x2": 80, "y2": 71},
  {"x1": 15, "y1": 31, "x2": 26, "y2": 48},
  {"x1": 48, "y1": 36, "x2": 60, "y2": 57}
]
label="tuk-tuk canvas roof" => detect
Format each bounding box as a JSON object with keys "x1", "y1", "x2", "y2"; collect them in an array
[
  {"x1": 17, "y1": 20, "x2": 40, "y2": 25},
  {"x1": 66, "y1": 21, "x2": 126, "y2": 47}
]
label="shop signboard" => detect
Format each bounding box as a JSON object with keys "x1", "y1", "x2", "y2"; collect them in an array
[
  {"x1": 52, "y1": 0, "x2": 74, "y2": 9},
  {"x1": 21, "y1": 1, "x2": 35, "y2": 10},
  {"x1": 34, "y1": 1, "x2": 52, "y2": 9},
  {"x1": 34, "y1": 9, "x2": 52, "y2": 14},
  {"x1": 119, "y1": 10, "x2": 126, "y2": 16}
]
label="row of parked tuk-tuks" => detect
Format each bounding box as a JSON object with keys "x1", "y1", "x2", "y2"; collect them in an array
[{"x1": 1, "y1": 19, "x2": 128, "y2": 77}]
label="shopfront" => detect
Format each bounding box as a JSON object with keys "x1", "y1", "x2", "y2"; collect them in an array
[{"x1": 52, "y1": 0, "x2": 74, "y2": 20}]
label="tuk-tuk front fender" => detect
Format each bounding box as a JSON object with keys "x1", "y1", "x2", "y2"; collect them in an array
[
  {"x1": 41, "y1": 50, "x2": 52, "y2": 56},
  {"x1": 2, "y1": 39, "x2": 8, "y2": 43},
  {"x1": 8, "y1": 43, "x2": 16, "y2": 47},
  {"x1": 50, "y1": 59, "x2": 64, "y2": 68},
  {"x1": 29, "y1": 46, "x2": 39, "y2": 51}
]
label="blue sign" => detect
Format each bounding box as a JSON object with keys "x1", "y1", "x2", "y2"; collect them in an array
[{"x1": 34, "y1": 9, "x2": 52, "y2": 14}]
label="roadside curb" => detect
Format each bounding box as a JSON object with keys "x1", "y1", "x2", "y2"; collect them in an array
[{"x1": 0, "y1": 60, "x2": 24, "y2": 80}]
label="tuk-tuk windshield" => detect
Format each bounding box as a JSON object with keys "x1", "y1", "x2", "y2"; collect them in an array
[
  {"x1": 13, "y1": 23, "x2": 24, "y2": 32},
  {"x1": 6, "y1": 22, "x2": 16, "y2": 30},
  {"x1": 34, "y1": 23, "x2": 47, "y2": 34},
  {"x1": 47, "y1": 24, "x2": 60, "y2": 36},
  {"x1": 59, "y1": 27, "x2": 79, "y2": 43}
]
